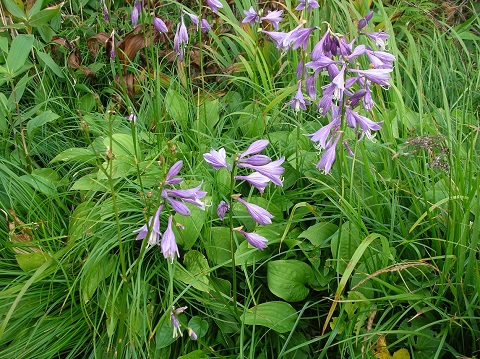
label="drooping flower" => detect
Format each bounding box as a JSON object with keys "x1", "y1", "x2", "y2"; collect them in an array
[
  {"x1": 260, "y1": 10, "x2": 283, "y2": 30},
  {"x1": 161, "y1": 215, "x2": 180, "y2": 262},
  {"x1": 283, "y1": 25, "x2": 315, "y2": 50},
  {"x1": 305, "y1": 75, "x2": 317, "y2": 99},
  {"x1": 235, "y1": 172, "x2": 271, "y2": 193},
  {"x1": 308, "y1": 118, "x2": 340, "y2": 149},
  {"x1": 171, "y1": 306, "x2": 187, "y2": 338},
  {"x1": 203, "y1": 148, "x2": 229, "y2": 170},
  {"x1": 153, "y1": 17, "x2": 168, "y2": 33},
  {"x1": 348, "y1": 68, "x2": 393, "y2": 87},
  {"x1": 206, "y1": 0, "x2": 223, "y2": 13},
  {"x1": 174, "y1": 15, "x2": 189, "y2": 61},
  {"x1": 345, "y1": 107, "x2": 383, "y2": 139},
  {"x1": 163, "y1": 184, "x2": 207, "y2": 210},
  {"x1": 236, "y1": 229, "x2": 268, "y2": 250},
  {"x1": 242, "y1": 6, "x2": 260, "y2": 25},
  {"x1": 286, "y1": 81, "x2": 310, "y2": 111},
  {"x1": 238, "y1": 154, "x2": 271, "y2": 166},
  {"x1": 183, "y1": 10, "x2": 199, "y2": 27},
  {"x1": 237, "y1": 197, "x2": 273, "y2": 225},
  {"x1": 131, "y1": 1, "x2": 141, "y2": 27},
  {"x1": 366, "y1": 31, "x2": 390, "y2": 50},
  {"x1": 188, "y1": 327, "x2": 198, "y2": 340},
  {"x1": 201, "y1": 19, "x2": 211, "y2": 33},
  {"x1": 295, "y1": 0, "x2": 319, "y2": 12},
  {"x1": 238, "y1": 157, "x2": 285, "y2": 186},
  {"x1": 216, "y1": 200, "x2": 229, "y2": 220},
  {"x1": 316, "y1": 134, "x2": 340, "y2": 174},
  {"x1": 261, "y1": 30, "x2": 288, "y2": 50},
  {"x1": 133, "y1": 204, "x2": 163, "y2": 246}
]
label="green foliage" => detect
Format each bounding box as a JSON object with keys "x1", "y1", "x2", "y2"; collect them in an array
[{"x1": 0, "y1": 0, "x2": 479, "y2": 358}]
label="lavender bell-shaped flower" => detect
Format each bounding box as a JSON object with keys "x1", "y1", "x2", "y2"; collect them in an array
[
  {"x1": 295, "y1": 0, "x2": 319, "y2": 12},
  {"x1": 216, "y1": 200, "x2": 229, "y2": 220},
  {"x1": 316, "y1": 134, "x2": 341, "y2": 174},
  {"x1": 161, "y1": 215, "x2": 180, "y2": 262},
  {"x1": 171, "y1": 306, "x2": 187, "y2": 338},
  {"x1": 260, "y1": 10, "x2": 283, "y2": 30},
  {"x1": 206, "y1": 0, "x2": 223, "y2": 13},
  {"x1": 235, "y1": 172, "x2": 271, "y2": 193},
  {"x1": 203, "y1": 148, "x2": 229, "y2": 170},
  {"x1": 236, "y1": 229, "x2": 268, "y2": 250},
  {"x1": 153, "y1": 17, "x2": 168, "y2": 33},
  {"x1": 287, "y1": 82, "x2": 310, "y2": 111},
  {"x1": 174, "y1": 15, "x2": 188, "y2": 61},
  {"x1": 131, "y1": 1, "x2": 141, "y2": 27},
  {"x1": 238, "y1": 157, "x2": 285, "y2": 186},
  {"x1": 242, "y1": 6, "x2": 260, "y2": 25},
  {"x1": 133, "y1": 204, "x2": 164, "y2": 246},
  {"x1": 237, "y1": 197, "x2": 273, "y2": 225}
]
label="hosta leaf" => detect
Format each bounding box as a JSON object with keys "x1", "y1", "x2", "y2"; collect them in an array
[
  {"x1": 243, "y1": 301, "x2": 298, "y2": 333},
  {"x1": 267, "y1": 260, "x2": 313, "y2": 302}
]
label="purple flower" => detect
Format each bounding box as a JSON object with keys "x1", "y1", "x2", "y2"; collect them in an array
[
  {"x1": 284, "y1": 25, "x2": 315, "y2": 50},
  {"x1": 163, "y1": 184, "x2": 207, "y2": 210},
  {"x1": 235, "y1": 172, "x2": 271, "y2": 193},
  {"x1": 188, "y1": 327, "x2": 198, "y2": 340},
  {"x1": 171, "y1": 306, "x2": 187, "y2": 337},
  {"x1": 203, "y1": 148, "x2": 229, "y2": 170},
  {"x1": 331, "y1": 64, "x2": 346, "y2": 100},
  {"x1": 183, "y1": 10, "x2": 199, "y2": 27},
  {"x1": 295, "y1": 0, "x2": 319, "y2": 12},
  {"x1": 286, "y1": 82, "x2": 310, "y2": 111},
  {"x1": 243, "y1": 6, "x2": 260, "y2": 25},
  {"x1": 240, "y1": 140, "x2": 269, "y2": 158},
  {"x1": 103, "y1": 6, "x2": 109, "y2": 22},
  {"x1": 345, "y1": 107, "x2": 383, "y2": 138},
  {"x1": 153, "y1": 17, "x2": 168, "y2": 33},
  {"x1": 348, "y1": 68, "x2": 393, "y2": 87},
  {"x1": 133, "y1": 204, "x2": 163, "y2": 246},
  {"x1": 206, "y1": 0, "x2": 223, "y2": 13},
  {"x1": 366, "y1": 31, "x2": 390, "y2": 50},
  {"x1": 305, "y1": 54, "x2": 339, "y2": 72},
  {"x1": 262, "y1": 30, "x2": 288, "y2": 50},
  {"x1": 131, "y1": 1, "x2": 141, "y2": 27},
  {"x1": 260, "y1": 10, "x2": 283, "y2": 30},
  {"x1": 237, "y1": 197, "x2": 273, "y2": 225},
  {"x1": 161, "y1": 215, "x2": 180, "y2": 262},
  {"x1": 238, "y1": 154, "x2": 271, "y2": 166},
  {"x1": 305, "y1": 75, "x2": 317, "y2": 99},
  {"x1": 363, "y1": 82, "x2": 374, "y2": 111},
  {"x1": 165, "y1": 161, "x2": 183, "y2": 185},
  {"x1": 366, "y1": 49, "x2": 395, "y2": 69},
  {"x1": 174, "y1": 16, "x2": 188, "y2": 61},
  {"x1": 308, "y1": 118, "x2": 340, "y2": 149},
  {"x1": 238, "y1": 157, "x2": 285, "y2": 186},
  {"x1": 126, "y1": 113, "x2": 137, "y2": 123},
  {"x1": 164, "y1": 194, "x2": 191, "y2": 216},
  {"x1": 316, "y1": 134, "x2": 340, "y2": 174},
  {"x1": 201, "y1": 19, "x2": 211, "y2": 33},
  {"x1": 216, "y1": 200, "x2": 229, "y2": 220},
  {"x1": 238, "y1": 229, "x2": 268, "y2": 250}
]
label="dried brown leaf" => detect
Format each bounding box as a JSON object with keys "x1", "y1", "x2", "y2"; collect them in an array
[{"x1": 87, "y1": 32, "x2": 110, "y2": 57}]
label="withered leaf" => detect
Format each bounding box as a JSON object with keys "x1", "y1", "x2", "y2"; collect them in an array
[
  {"x1": 67, "y1": 48, "x2": 94, "y2": 77},
  {"x1": 87, "y1": 32, "x2": 110, "y2": 58}
]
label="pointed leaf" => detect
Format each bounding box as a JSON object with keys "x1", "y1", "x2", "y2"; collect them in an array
[
  {"x1": 267, "y1": 260, "x2": 314, "y2": 302},
  {"x1": 6, "y1": 34, "x2": 34, "y2": 75}
]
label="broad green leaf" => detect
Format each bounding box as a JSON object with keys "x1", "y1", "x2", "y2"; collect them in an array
[
  {"x1": 267, "y1": 260, "x2": 314, "y2": 302},
  {"x1": 28, "y1": 5, "x2": 62, "y2": 27},
  {"x1": 26, "y1": 0, "x2": 44, "y2": 17},
  {"x1": 188, "y1": 316, "x2": 208, "y2": 338},
  {"x1": 81, "y1": 255, "x2": 116, "y2": 303},
  {"x1": 2, "y1": 0, "x2": 26, "y2": 20},
  {"x1": 155, "y1": 316, "x2": 176, "y2": 350},
  {"x1": 97, "y1": 156, "x2": 135, "y2": 180},
  {"x1": 165, "y1": 87, "x2": 189, "y2": 128},
  {"x1": 103, "y1": 134, "x2": 135, "y2": 156},
  {"x1": 330, "y1": 221, "x2": 361, "y2": 274},
  {"x1": 36, "y1": 50, "x2": 64, "y2": 78},
  {"x1": 205, "y1": 226, "x2": 232, "y2": 266},
  {"x1": 20, "y1": 168, "x2": 60, "y2": 195},
  {"x1": 50, "y1": 147, "x2": 97, "y2": 164},
  {"x1": 175, "y1": 250, "x2": 210, "y2": 292},
  {"x1": 298, "y1": 222, "x2": 338, "y2": 246},
  {"x1": 6, "y1": 34, "x2": 34, "y2": 75},
  {"x1": 26, "y1": 110, "x2": 60, "y2": 137},
  {"x1": 197, "y1": 99, "x2": 220, "y2": 134},
  {"x1": 173, "y1": 204, "x2": 206, "y2": 249},
  {"x1": 71, "y1": 174, "x2": 108, "y2": 191},
  {"x1": 243, "y1": 301, "x2": 298, "y2": 333},
  {"x1": 237, "y1": 103, "x2": 267, "y2": 137},
  {"x1": 178, "y1": 350, "x2": 210, "y2": 359},
  {"x1": 15, "y1": 251, "x2": 51, "y2": 272}
]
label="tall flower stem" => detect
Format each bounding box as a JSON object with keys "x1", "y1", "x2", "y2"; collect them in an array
[{"x1": 228, "y1": 161, "x2": 239, "y2": 317}]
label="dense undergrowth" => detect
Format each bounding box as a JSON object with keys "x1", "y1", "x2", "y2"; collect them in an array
[{"x1": 1, "y1": 0, "x2": 479, "y2": 358}]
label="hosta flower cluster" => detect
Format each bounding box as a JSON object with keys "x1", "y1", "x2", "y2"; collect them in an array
[
  {"x1": 204, "y1": 140, "x2": 285, "y2": 250},
  {"x1": 133, "y1": 161, "x2": 206, "y2": 262},
  {"x1": 244, "y1": 6, "x2": 395, "y2": 173}
]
